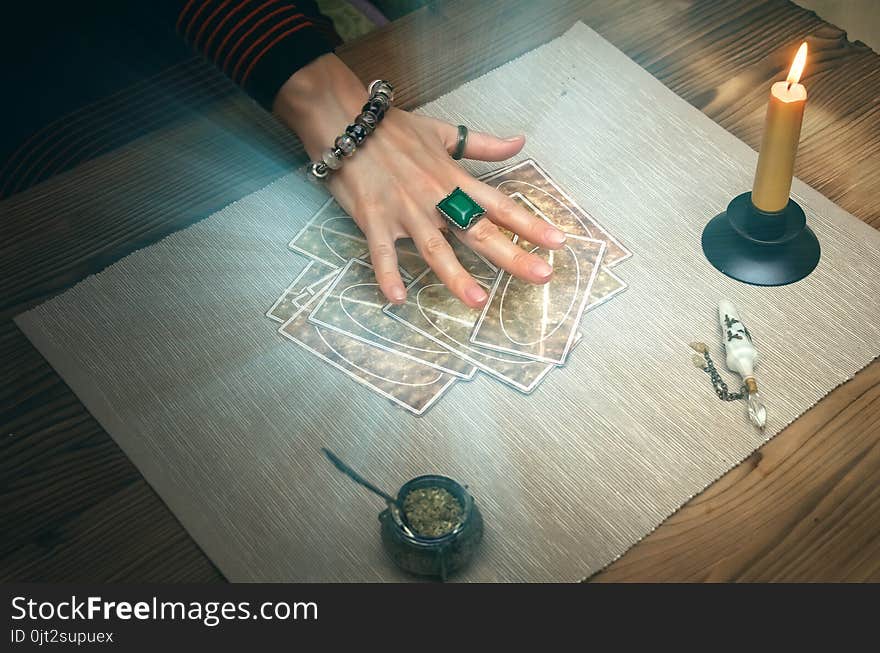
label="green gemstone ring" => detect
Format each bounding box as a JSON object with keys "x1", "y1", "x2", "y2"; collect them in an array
[{"x1": 436, "y1": 187, "x2": 485, "y2": 230}]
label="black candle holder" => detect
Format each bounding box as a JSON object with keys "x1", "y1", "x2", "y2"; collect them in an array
[{"x1": 701, "y1": 192, "x2": 820, "y2": 286}]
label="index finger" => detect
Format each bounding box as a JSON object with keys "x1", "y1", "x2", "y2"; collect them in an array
[{"x1": 409, "y1": 218, "x2": 489, "y2": 309}]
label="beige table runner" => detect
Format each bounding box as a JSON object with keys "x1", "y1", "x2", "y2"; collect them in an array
[{"x1": 16, "y1": 23, "x2": 880, "y2": 581}]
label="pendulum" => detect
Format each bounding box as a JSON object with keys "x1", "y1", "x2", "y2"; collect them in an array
[
  {"x1": 718, "y1": 300, "x2": 766, "y2": 430},
  {"x1": 690, "y1": 300, "x2": 767, "y2": 430}
]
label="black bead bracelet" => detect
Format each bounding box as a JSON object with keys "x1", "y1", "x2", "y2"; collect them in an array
[{"x1": 308, "y1": 79, "x2": 394, "y2": 180}]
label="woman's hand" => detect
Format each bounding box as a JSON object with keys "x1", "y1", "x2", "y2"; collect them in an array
[{"x1": 274, "y1": 53, "x2": 566, "y2": 309}]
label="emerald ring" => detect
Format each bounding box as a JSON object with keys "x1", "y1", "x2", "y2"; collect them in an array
[{"x1": 436, "y1": 187, "x2": 485, "y2": 230}]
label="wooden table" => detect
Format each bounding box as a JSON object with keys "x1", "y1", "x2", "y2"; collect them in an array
[{"x1": 2, "y1": 0, "x2": 878, "y2": 582}]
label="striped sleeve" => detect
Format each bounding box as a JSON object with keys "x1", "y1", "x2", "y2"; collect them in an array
[{"x1": 175, "y1": 0, "x2": 342, "y2": 109}]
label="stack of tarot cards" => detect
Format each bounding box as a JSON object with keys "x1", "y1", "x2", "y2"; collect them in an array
[{"x1": 266, "y1": 159, "x2": 631, "y2": 415}]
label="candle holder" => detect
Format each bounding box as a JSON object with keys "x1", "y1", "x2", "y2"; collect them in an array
[{"x1": 701, "y1": 192, "x2": 820, "y2": 286}]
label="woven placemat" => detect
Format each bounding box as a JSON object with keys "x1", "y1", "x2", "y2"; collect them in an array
[{"x1": 16, "y1": 23, "x2": 880, "y2": 581}]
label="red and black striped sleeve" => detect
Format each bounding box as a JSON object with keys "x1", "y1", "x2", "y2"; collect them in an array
[{"x1": 174, "y1": 0, "x2": 342, "y2": 109}]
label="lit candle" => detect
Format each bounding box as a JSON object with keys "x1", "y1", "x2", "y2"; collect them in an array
[{"x1": 751, "y1": 42, "x2": 808, "y2": 213}]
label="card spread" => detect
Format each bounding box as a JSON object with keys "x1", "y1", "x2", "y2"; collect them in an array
[
  {"x1": 279, "y1": 286, "x2": 457, "y2": 415},
  {"x1": 271, "y1": 158, "x2": 631, "y2": 411},
  {"x1": 307, "y1": 259, "x2": 477, "y2": 379}
]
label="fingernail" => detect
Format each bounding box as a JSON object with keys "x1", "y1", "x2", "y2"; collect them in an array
[
  {"x1": 503, "y1": 135, "x2": 523, "y2": 142},
  {"x1": 545, "y1": 227, "x2": 566, "y2": 246},
  {"x1": 390, "y1": 284, "x2": 406, "y2": 304},
  {"x1": 466, "y1": 285, "x2": 489, "y2": 305},
  {"x1": 531, "y1": 260, "x2": 553, "y2": 279}
]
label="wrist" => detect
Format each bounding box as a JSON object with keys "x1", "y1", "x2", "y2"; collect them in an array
[{"x1": 273, "y1": 54, "x2": 369, "y2": 159}]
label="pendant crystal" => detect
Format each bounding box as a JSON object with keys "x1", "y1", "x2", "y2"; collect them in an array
[{"x1": 747, "y1": 391, "x2": 767, "y2": 430}]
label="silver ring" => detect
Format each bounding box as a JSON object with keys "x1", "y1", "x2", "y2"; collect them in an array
[{"x1": 451, "y1": 125, "x2": 468, "y2": 160}]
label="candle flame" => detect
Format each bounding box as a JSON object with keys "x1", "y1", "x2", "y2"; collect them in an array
[{"x1": 786, "y1": 42, "x2": 808, "y2": 86}]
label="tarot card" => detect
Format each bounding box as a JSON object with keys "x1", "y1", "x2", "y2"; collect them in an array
[
  {"x1": 383, "y1": 269, "x2": 560, "y2": 394},
  {"x1": 587, "y1": 267, "x2": 627, "y2": 311},
  {"x1": 479, "y1": 159, "x2": 631, "y2": 266},
  {"x1": 470, "y1": 234, "x2": 606, "y2": 364},
  {"x1": 506, "y1": 192, "x2": 628, "y2": 311},
  {"x1": 288, "y1": 198, "x2": 427, "y2": 280},
  {"x1": 279, "y1": 289, "x2": 456, "y2": 416},
  {"x1": 288, "y1": 197, "x2": 366, "y2": 265},
  {"x1": 266, "y1": 260, "x2": 338, "y2": 323},
  {"x1": 307, "y1": 258, "x2": 477, "y2": 379},
  {"x1": 447, "y1": 234, "x2": 498, "y2": 283}
]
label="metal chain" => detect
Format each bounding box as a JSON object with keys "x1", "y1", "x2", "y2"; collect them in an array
[
  {"x1": 690, "y1": 343, "x2": 747, "y2": 402},
  {"x1": 701, "y1": 350, "x2": 747, "y2": 401}
]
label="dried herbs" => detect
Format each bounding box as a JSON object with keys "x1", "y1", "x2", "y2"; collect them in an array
[{"x1": 402, "y1": 486, "x2": 463, "y2": 538}]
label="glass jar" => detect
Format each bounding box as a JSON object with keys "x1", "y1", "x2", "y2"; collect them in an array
[{"x1": 379, "y1": 475, "x2": 483, "y2": 581}]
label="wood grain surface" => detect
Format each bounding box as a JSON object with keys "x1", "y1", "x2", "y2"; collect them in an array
[{"x1": 2, "y1": 0, "x2": 878, "y2": 582}]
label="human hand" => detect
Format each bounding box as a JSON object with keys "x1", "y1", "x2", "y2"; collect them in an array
[{"x1": 274, "y1": 54, "x2": 566, "y2": 309}]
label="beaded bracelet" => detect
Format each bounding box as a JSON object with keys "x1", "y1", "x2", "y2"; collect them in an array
[{"x1": 308, "y1": 79, "x2": 394, "y2": 180}]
